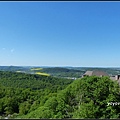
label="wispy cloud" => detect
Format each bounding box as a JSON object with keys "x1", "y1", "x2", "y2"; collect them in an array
[
  {"x1": 2, "y1": 48, "x2": 6, "y2": 50},
  {"x1": 11, "y1": 48, "x2": 15, "y2": 53}
]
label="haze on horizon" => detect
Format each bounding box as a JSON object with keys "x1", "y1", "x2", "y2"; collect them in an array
[{"x1": 0, "y1": 2, "x2": 120, "y2": 67}]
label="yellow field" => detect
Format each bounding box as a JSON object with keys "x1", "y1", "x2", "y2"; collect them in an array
[
  {"x1": 35, "y1": 72, "x2": 50, "y2": 76},
  {"x1": 31, "y1": 68, "x2": 43, "y2": 71}
]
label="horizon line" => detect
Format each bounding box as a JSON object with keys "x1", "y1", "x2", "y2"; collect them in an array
[{"x1": 0, "y1": 65, "x2": 120, "y2": 68}]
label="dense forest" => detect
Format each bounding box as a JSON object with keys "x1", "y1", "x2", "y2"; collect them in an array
[
  {"x1": 0, "y1": 71, "x2": 73, "y2": 90},
  {"x1": 0, "y1": 70, "x2": 120, "y2": 119}
]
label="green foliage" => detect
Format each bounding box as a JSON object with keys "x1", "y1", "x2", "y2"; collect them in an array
[
  {"x1": 44, "y1": 97, "x2": 58, "y2": 111},
  {"x1": 71, "y1": 76, "x2": 120, "y2": 118},
  {"x1": 73, "y1": 100, "x2": 97, "y2": 118},
  {"x1": 24, "y1": 106, "x2": 54, "y2": 118},
  {"x1": 19, "y1": 101, "x2": 31, "y2": 115},
  {"x1": 0, "y1": 71, "x2": 120, "y2": 119},
  {"x1": 0, "y1": 71, "x2": 73, "y2": 90},
  {"x1": 16, "y1": 76, "x2": 120, "y2": 119}
]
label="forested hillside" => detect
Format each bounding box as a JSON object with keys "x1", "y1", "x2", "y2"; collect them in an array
[
  {"x1": 0, "y1": 71, "x2": 120, "y2": 119},
  {"x1": 0, "y1": 66, "x2": 30, "y2": 72},
  {"x1": 31, "y1": 67, "x2": 85, "y2": 78},
  {"x1": 0, "y1": 66, "x2": 120, "y2": 78},
  {"x1": 0, "y1": 71, "x2": 73, "y2": 90}
]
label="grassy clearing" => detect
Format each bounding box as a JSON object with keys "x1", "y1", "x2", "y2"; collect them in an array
[
  {"x1": 35, "y1": 72, "x2": 50, "y2": 76},
  {"x1": 31, "y1": 68, "x2": 43, "y2": 71}
]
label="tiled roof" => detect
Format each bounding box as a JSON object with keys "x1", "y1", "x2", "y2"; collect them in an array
[
  {"x1": 84, "y1": 71, "x2": 93, "y2": 76},
  {"x1": 92, "y1": 70, "x2": 109, "y2": 76},
  {"x1": 84, "y1": 70, "x2": 109, "y2": 77}
]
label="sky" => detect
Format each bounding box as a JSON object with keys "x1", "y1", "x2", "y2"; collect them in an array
[{"x1": 0, "y1": 2, "x2": 120, "y2": 67}]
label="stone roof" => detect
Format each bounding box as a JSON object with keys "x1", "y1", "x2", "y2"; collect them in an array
[
  {"x1": 84, "y1": 71, "x2": 93, "y2": 76},
  {"x1": 84, "y1": 70, "x2": 109, "y2": 77}
]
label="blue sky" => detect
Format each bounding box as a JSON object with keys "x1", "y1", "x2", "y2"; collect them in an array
[{"x1": 0, "y1": 2, "x2": 120, "y2": 67}]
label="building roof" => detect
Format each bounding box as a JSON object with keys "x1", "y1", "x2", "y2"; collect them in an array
[
  {"x1": 84, "y1": 71, "x2": 93, "y2": 76},
  {"x1": 84, "y1": 70, "x2": 109, "y2": 77}
]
